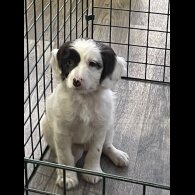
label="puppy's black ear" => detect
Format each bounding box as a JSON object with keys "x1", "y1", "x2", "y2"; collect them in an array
[
  {"x1": 99, "y1": 44, "x2": 126, "y2": 89},
  {"x1": 50, "y1": 41, "x2": 73, "y2": 81},
  {"x1": 49, "y1": 49, "x2": 61, "y2": 81},
  {"x1": 100, "y1": 44, "x2": 116, "y2": 83},
  {"x1": 56, "y1": 41, "x2": 73, "y2": 80}
]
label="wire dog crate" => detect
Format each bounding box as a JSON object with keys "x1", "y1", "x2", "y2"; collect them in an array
[{"x1": 24, "y1": 0, "x2": 170, "y2": 194}]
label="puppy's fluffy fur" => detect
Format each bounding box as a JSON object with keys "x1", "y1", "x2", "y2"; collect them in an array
[{"x1": 41, "y1": 38, "x2": 129, "y2": 189}]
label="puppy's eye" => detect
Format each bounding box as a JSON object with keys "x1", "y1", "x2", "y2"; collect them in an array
[
  {"x1": 89, "y1": 61, "x2": 101, "y2": 69},
  {"x1": 89, "y1": 61, "x2": 96, "y2": 67},
  {"x1": 66, "y1": 59, "x2": 74, "y2": 66}
]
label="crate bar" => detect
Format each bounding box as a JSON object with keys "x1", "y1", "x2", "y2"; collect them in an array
[
  {"x1": 126, "y1": 60, "x2": 170, "y2": 67},
  {"x1": 121, "y1": 77, "x2": 170, "y2": 85},
  {"x1": 163, "y1": 0, "x2": 170, "y2": 82},
  {"x1": 64, "y1": 0, "x2": 66, "y2": 42},
  {"x1": 145, "y1": 0, "x2": 151, "y2": 80},
  {"x1": 24, "y1": 158, "x2": 170, "y2": 191},
  {"x1": 57, "y1": 0, "x2": 60, "y2": 47},
  {"x1": 63, "y1": 169, "x2": 66, "y2": 195},
  {"x1": 81, "y1": 0, "x2": 84, "y2": 37},
  {"x1": 24, "y1": 0, "x2": 34, "y2": 165},
  {"x1": 93, "y1": 6, "x2": 170, "y2": 16},
  {"x1": 75, "y1": 0, "x2": 78, "y2": 38},
  {"x1": 49, "y1": 0, "x2": 53, "y2": 92},
  {"x1": 128, "y1": 61, "x2": 169, "y2": 68},
  {"x1": 33, "y1": 0, "x2": 41, "y2": 162},
  {"x1": 102, "y1": 177, "x2": 106, "y2": 195},
  {"x1": 86, "y1": 0, "x2": 89, "y2": 37},
  {"x1": 70, "y1": 0, "x2": 72, "y2": 40},
  {"x1": 93, "y1": 23, "x2": 170, "y2": 33},
  {"x1": 143, "y1": 185, "x2": 146, "y2": 195},
  {"x1": 91, "y1": 0, "x2": 94, "y2": 39},
  {"x1": 24, "y1": 187, "x2": 58, "y2": 195},
  {"x1": 125, "y1": 61, "x2": 170, "y2": 68},
  {"x1": 33, "y1": 0, "x2": 42, "y2": 158},
  {"x1": 24, "y1": 161, "x2": 29, "y2": 195},
  {"x1": 38, "y1": 0, "x2": 46, "y2": 157},
  {"x1": 94, "y1": 40, "x2": 170, "y2": 50},
  {"x1": 41, "y1": 0, "x2": 46, "y2": 110},
  {"x1": 109, "y1": 0, "x2": 112, "y2": 46},
  {"x1": 126, "y1": 0, "x2": 132, "y2": 77}
]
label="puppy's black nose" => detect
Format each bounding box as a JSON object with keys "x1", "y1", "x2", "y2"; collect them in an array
[{"x1": 73, "y1": 78, "x2": 81, "y2": 87}]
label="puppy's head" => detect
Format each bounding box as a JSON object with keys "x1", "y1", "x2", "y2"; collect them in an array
[{"x1": 50, "y1": 39, "x2": 126, "y2": 93}]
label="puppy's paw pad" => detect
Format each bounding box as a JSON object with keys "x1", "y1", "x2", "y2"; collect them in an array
[{"x1": 56, "y1": 174, "x2": 78, "y2": 189}]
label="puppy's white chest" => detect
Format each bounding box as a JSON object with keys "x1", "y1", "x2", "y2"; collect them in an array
[
  {"x1": 71, "y1": 114, "x2": 95, "y2": 144},
  {"x1": 79, "y1": 104, "x2": 94, "y2": 125},
  {"x1": 70, "y1": 100, "x2": 105, "y2": 144}
]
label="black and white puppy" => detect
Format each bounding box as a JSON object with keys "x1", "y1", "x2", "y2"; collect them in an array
[{"x1": 41, "y1": 38, "x2": 129, "y2": 189}]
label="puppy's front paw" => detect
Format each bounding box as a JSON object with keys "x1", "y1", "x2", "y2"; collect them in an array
[
  {"x1": 82, "y1": 173, "x2": 102, "y2": 184},
  {"x1": 82, "y1": 167, "x2": 102, "y2": 184},
  {"x1": 111, "y1": 149, "x2": 129, "y2": 167},
  {"x1": 56, "y1": 171, "x2": 78, "y2": 189}
]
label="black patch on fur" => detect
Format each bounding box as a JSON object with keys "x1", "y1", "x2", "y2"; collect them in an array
[
  {"x1": 98, "y1": 43, "x2": 116, "y2": 83},
  {"x1": 57, "y1": 41, "x2": 81, "y2": 80}
]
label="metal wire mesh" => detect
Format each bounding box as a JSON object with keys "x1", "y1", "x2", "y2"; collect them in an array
[
  {"x1": 24, "y1": 0, "x2": 170, "y2": 194},
  {"x1": 92, "y1": 0, "x2": 170, "y2": 84},
  {"x1": 24, "y1": 157, "x2": 170, "y2": 195}
]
